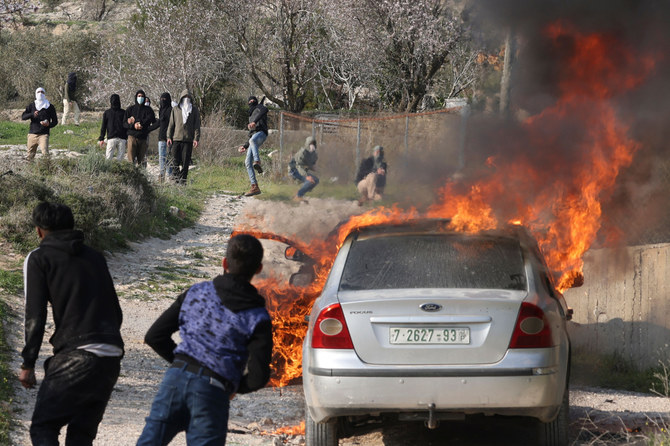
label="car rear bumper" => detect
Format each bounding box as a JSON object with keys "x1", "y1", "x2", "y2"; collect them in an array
[{"x1": 303, "y1": 348, "x2": 567, "y2": 423}]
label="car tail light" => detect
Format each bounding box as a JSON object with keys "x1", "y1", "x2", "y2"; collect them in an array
[
  {"x1": 311, "y1": 303, "x2": 354, "y2": 349},
  {"x1": 508, "y1": 302, "x2": 553, "y2": 348}
]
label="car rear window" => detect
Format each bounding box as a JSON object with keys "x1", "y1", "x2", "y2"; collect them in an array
[{"x1": 338, "y1": 234, "x2": 526, "y2": 291}]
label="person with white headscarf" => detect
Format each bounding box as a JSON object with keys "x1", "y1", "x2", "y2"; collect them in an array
[
  {"x1": 21, "y1": 87, "x2": 58, "y2": 161},
  {"x1": 167, "y1": 89, "x2": 200, "y2": 184}
]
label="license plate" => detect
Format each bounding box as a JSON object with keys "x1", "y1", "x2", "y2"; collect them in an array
[{"x1": 389, "y1": 327, "x2": 470, "y2": 345}]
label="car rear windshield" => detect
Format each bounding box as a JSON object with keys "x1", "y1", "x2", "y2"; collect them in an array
[{"x1": 339, "y1": 233, "x2": 526, "y2": 291}]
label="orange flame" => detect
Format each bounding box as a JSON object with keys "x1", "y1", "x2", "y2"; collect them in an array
[
  {"x1": 234, "y1": 22, "x2": 658, "y2": 387},
  {"x1": 270, "y1": 421, "x2": 305, "y2": 436}
]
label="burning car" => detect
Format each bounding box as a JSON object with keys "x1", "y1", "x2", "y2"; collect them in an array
[{"x1": 302, "y1": 219, "x2": 573, "y2": 446}]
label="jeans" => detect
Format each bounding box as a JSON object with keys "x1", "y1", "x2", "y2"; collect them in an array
[
  {"x1": 158, "y1": 141, "x2": 172, "y2": 176},
  {"x1": 136, "y1": 365, "x2": 231, "y2": 446},
  {"x1": 245, "y1": 131, "x2": 267, "y2": 184},
  {"x1": 30, "y1": 349, "x2": 120, "y2": 446},
  {"x1": 290, "y1": 168, "x2": 319, "y2": 197}
]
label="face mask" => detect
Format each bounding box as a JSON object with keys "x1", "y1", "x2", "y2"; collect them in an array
[
  {"x1": 182, "y1": 98, "x2": 191, "y2": 106},
  {"x1": 309, "y1": 144, "x2": 316, "y2": 152},
  {"x1": 36, "y1": 92, "x2": 45, "y2": 101},
  {"x1": 137, "y1": 97, "x2": 145, "y2": 105}
]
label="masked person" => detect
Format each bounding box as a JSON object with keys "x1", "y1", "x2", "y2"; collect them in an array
[
  {"x1": 355, "y1": 145, "x2": 388, "y2": 204},
  {"x1": 21, "y1": 87, "x2": 58, "y2": 162},
  {"x1": 98, "y1": 94, "x2": 128, "y2": 160},
  {"x1": 167, "y1": 90, "x2": 200, "y2": 184},
  {"x1": 123, "y1": 89, "x2": 156, "y2": 167},
  {"x1": 62, "y1": 72, "x2": 80, "y2": 126},
  {"x1": 288, "y1": 136, "x2": 319, "y2": 203},
  {"x1": 148, "y1": 92, "x2": 174, "y2": 182},
  {"x1": 238, "y1": 96, "x2": 268, "y2": 196},
  {"x1": 20, "y1": 202, "x2": 124, "y2": 446}
]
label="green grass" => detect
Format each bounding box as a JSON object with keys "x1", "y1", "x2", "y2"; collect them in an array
[
  {"x1": 0, "y1": 121, "x2": 99, "y2": 152},
  {"x1": 0, "y1": 269, "x2": 23, "y2": 296}
]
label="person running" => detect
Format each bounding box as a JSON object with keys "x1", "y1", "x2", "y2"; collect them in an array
[
  {"x1": 288, "y1": 135, "x2": 319, "y2": 202},
  {"x1": 238, "y1": 96, "x2": 268, "y2": 196}
]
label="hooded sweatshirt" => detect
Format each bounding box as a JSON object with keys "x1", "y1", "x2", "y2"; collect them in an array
[
  {"x1": 291, "y1": 136, "x2": 318, "y2": 177},
  {"x1": 247, "y1": 98, "x2": 268, "y2": 135},
  {"x1": 144, "y1": 273, "x2": 272, "y2": 394},
  {"x1": 123, "y1": 89, "x2": 156, "y2": 139},
  {"x1": 22, "y1": 229, "x2": 124, "y2": 369},
  {"x1": 99, "y1": 94, "x2": 128, "y2": 141},
  {"x1": 167, "y1": 89, "x2": 201, "y2": 143},
  {"x1": 148, "y1": 92, "x2": 173, "y2": 141}
]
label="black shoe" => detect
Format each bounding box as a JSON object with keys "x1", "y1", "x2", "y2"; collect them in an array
[{"x1": 253, "y1": 161, "x2": 263, "y2": 174}]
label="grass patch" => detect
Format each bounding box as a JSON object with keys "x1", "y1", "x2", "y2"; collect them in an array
[
  {"x1": 0, "y1": 298, "x2": 15, "y2": 444},
  {"x1": 0, "y1": 270, "x2": 23, "y2": 295},
  {"x1": 571, "y1": 350, "x2": 662, "y2": 393},
  {"x1": 0, "y1": 121, "x2": 99, "y2": 152}
]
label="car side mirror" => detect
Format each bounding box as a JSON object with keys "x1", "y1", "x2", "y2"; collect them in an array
[
  {"x1": 289, "y1": 271, "x2": 314, "y2": 287},
  {"x1": 285, "y1": 246, "x2": 308, "y2": 262}
]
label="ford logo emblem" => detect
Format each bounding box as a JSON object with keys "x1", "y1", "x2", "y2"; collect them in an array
[{"x1": 420, "y1": 303, "x2": 442, "y2": 312}]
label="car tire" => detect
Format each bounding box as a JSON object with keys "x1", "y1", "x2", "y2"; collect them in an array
[
  {"x1": 537, "y1": 387, "x2": 569, "y2": 446},
  {"x1": 305, "y1": 404, "x2": 339, "y2": 446}
]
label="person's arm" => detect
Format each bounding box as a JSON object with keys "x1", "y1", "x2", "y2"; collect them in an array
[
  {"x1": 144, "y1": 291, "x2": 187, "y2": 362},
  {"x1": 193, "y1": 108, "x2": 201, "y2": 142},
  {"x1": 48, "y1": 105, "x2": 58, "y2": 128},
  {"x1": 236, "y1": 318, "x2": 273, "y2": 394},
  {"x1": 21, "y1": 104, "x2": 33, "y2": 121},
  {"x1": 166, "y1": 108, "x2": 175, "y2": 144},
  {"x1": 21, "y1": 252, "x2": 48, "y2": 372},
  {"x1": 99, "y1": 110, "x2": 108, "y2": 141},
  {"x1": 123, "y1": 108, "x2": 133, "y2": 129}
]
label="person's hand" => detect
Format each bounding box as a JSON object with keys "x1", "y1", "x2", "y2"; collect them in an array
[
  {"x1": 134, "y1": 122, "x2": 142, "y2": 130},
  {"x1": 40, "y1": 120, "x2": 49, "y2": 127},
  {"x1": 99, "y1": 140, "x2": 105, "y2": 148},
  {"x1": 33, "y1": 111, "x2": 39, "y2": 117},
  {"x1": 307, "y1": 175, "x2": 316, "y2": 184},
  {"x1": 127, "y1": 116, "x2": 135, "y2": 125},
  {"x1": 167, "y1": 139, "x2": 172, "y2": 146},
  {"x1": 238, "y1": 146, "x2": 247, "y2": 153},
  {"x1": 19, "y1": 368, "x2": 36, "y2": 389},
  {"x1": 193, "y1": 141, "x2": 198, "y2": 149},
  {"x1": 229, "y1": 392, "x2": 236, "y2": 401},
  {"x1": 247, "y1": 122, "x2": 256, "y2": 131},
  {"x1": 377, "y1": 167, "x2": 386, "y2": 175}
]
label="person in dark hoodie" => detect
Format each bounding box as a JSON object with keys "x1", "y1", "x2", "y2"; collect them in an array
[
  {"x1": 123, "y1": 89, "x2": 156, "y2": 167},
  {"x1": 147, "y1": 92, "x2": 173, "y2": 182},
  {"x1": 21, "y1": 87, "x2": 58, "y2": 161},
  {"x1": 288, "y1": 135, "x2": 319, "y2": 202},
  {"x1": 355, "y1": 145, "x2": 388, "y2": 204},
  {"x1": 20, "y1": 202, "x2": 124, "y2": 446},
  {"x1": 98, "y1": 93, "x2": 128, "y2": 160},
  {"x1": 136, "y1": 234, "x2": 273, "y2": 445},
  {"x1": 167, "y1": 89, "x2": 200, "y2": 184},
  {"x1": 237, "y1": 95, "x2": 268, "y2": 196}
]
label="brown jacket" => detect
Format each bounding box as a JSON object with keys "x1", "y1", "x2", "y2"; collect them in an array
[{"x1": 167, "y1": 89, "x2": 201, "y2": 143}]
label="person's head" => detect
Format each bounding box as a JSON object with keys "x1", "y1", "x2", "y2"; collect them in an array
[
  {"x1": 110, "y1": 93, "x2": 121, "y2": 109},
  {"x1": 35, "y1": 87, "x2": 46, "y2": 100},
  {"x1": 305, "y1": 136, "x2": 317, "y2": 152},
  {"x1": 223, "y1": 234, "x2": 264, "y2": 280},
  {"x1": 159, "y1": 92, "x2": 172, "y2": 110},
  {"x1": 145, "y1": 97, "x2": 151, "y2": 107},
  {"x1": 180, "y1": 89, "x2": 192, "y2": 107},
  {"x1": 373, "y1": 145, "x2": 384, "y2": 159},
  {"x1": 248, "y1": 96, "x2": 258, "y2": 107},
  {"x1": 135, "y1": 89, "x2": 146, "y2": 105},
  {"x1": 32, "y1": 202, "x2": 75, "y2": 237}
]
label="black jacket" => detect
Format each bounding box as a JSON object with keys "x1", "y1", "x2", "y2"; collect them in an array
[
  {"x1": 22, "y1": 230, "x2": 124, "y2": 369},
  {"x1": 148, "y1": 92, "x2": 172, "y2": 141},
  {"x1": 248, "y1": 103, "x2": 269, "y2": 135},
  {"x1": 98, "y1": 94, "x2": 127, "y2": 141},
  {"x1": 123, "y1": 89, "x2": 156, "y2": 140},
  {"x1": 355, "y1": 155, "x2": 388, "y2": 184},
  {"x1": 144, "y1": 273, "x2": 273, "y2": 394},
  {"x1": 21, "y1": 103, "x2": 58, "y2": 136}
]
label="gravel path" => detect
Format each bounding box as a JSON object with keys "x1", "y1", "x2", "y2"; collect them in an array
[{"x1": 5, "y1": 186, "x2": 670, "y2": 445}]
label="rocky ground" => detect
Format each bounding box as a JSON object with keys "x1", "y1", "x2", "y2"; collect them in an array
[{"x1": 3, "y1": 148, "x2": 670, "y2": 445}]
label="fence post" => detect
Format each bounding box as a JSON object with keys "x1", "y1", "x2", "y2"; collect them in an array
[
  {"x1": 356, "y1": 118, "x2": 361, "y2": 171},
  {"x1": 458, "y1": 105, "x2": 470, "y2": 171},
  {"x1": 279, "y1": 112, "x2": 284, "y2": 176}
]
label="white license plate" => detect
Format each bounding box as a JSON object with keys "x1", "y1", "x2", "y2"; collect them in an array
[{"x1": 389, "y1": 327, "x2": 470, "y2": 345}]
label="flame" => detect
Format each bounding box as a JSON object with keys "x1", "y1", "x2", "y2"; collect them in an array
[
  {"x1": 270, "y1": 421, "x2": 305, "y2": 436},
  {"x1": 234, "y1": 22, "x2": 658, "y2": 387}
]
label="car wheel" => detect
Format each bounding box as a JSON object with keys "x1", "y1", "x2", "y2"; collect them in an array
[
  {"x1": 305, "y1": 404, "x2": 339, "y2": 446},
  {"x1": 537, "y1": 387, "x2": 569, "y2": 446}
]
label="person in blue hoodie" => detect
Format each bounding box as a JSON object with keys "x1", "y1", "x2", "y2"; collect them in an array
[
  {"x1": 137, "y1": 234, "x2": 273, "y2": 445},
  {"x1": 20, "y1": 202, "x2": 124, "y2": 446}
]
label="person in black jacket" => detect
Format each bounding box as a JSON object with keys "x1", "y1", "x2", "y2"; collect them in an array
[
  {"x1": 123, "y1": 89, "x2": 156, "y2": 167},
  {"x1": 21, "y1": 87, "x2": 58, "y2": 161},
  {"x1": 355, "y1": 145, "x2": 388, "y2": 204},
  {"x1": 147, "y1": 92, "x2": 173, "y2": 182},
  {"x1": 20, "y1": 202, "x2": 124, "y2": 446},
  {"x1": 137, "y1": 234, "x2": 272, "y2": 445},
  {"x1": 98, "y1": 93, "x2": 128, "y2": 160},
  {"x1": 237, "y1": 96, "x2": 269, "y2": 196}
]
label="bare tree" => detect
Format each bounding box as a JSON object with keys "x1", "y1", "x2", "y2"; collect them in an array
[
  {"x1": 345, "y1": 0, "x2": 464, "y2": 112},
  {"x1": 88, "y1": 0, "x2": 240, "y2": 110},
  {"x1": 223, "y1": 0, "x2": 325, "y2": 113},
  {"x1": 0, "y1": 0, "x2": 36, "y2": 29}
]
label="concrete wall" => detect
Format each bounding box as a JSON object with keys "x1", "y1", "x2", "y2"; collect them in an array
[{"x1": 564, "y1": 242, "x2": 670, "y2": 368}]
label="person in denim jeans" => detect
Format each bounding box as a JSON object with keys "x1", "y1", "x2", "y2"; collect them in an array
[
  {"x1": 137, "y1": 235, "x2": 273, "y2": 445},
  {"x1": 148, "y1": 92, "x2": 173, "y2": 182},
  {"x1": 288, "y1": 135, "x2": 319, "y2": 202},
  {"x1": 238, "y1": 96, "x2": 268, "y2": 196}
]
